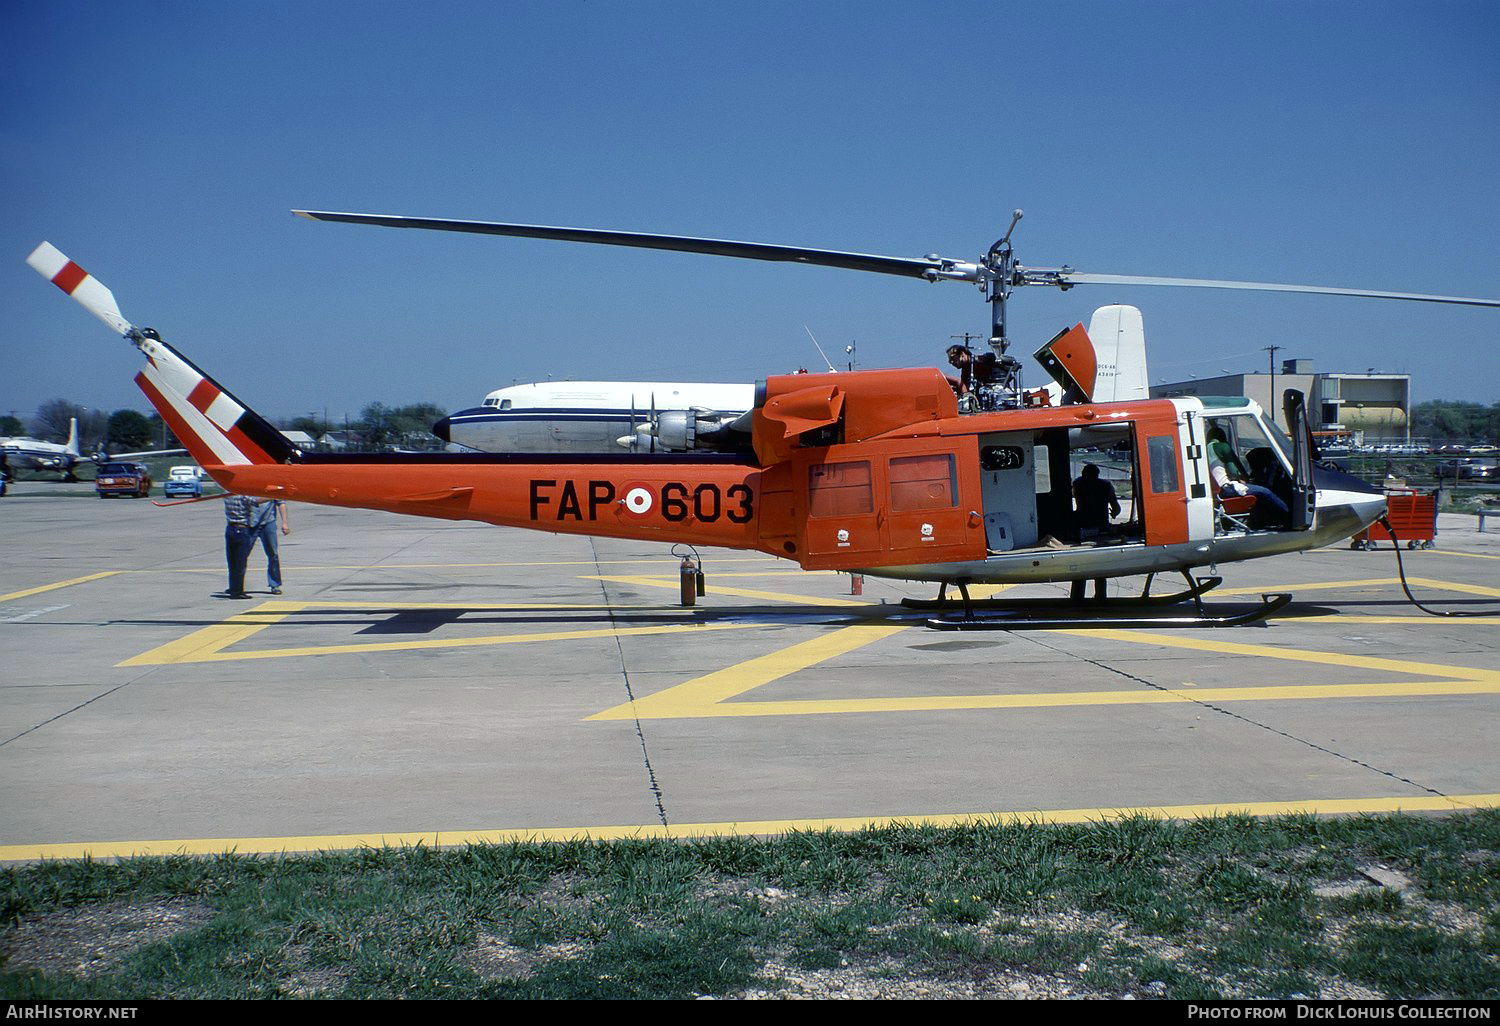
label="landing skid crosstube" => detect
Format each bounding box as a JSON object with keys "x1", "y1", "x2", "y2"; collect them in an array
[
  {"x1": 901, "y1": 572, "x2": 1224, "y2": 612},
  {"x1": 912, "y1": 572, "x2": 1291, "y2": 630}
]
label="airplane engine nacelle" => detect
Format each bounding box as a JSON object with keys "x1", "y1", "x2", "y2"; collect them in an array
[
  {"x1": 651, "y1": 409, "x2": 747, "y2": 451},
  {"x1": 654, "y1": 410, "x2": 697, "y2": 451}
]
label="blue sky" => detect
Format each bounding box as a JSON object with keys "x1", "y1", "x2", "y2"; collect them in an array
[{"x1": 4, "y1": 1, "x2": 1497, "y2": 428}]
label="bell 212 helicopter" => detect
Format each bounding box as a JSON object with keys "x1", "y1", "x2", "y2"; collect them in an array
[{"x1": 26, "y1": 210, "x2": 1500, "y2": 628}]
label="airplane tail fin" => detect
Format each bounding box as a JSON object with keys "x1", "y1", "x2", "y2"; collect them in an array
[
  {"x1": 64, "y1": 418, "x2": 80, "y2": 458},
  {"x1": 28, "y1": 242, "x2": 293, "y2": 468},
  {"x1": 1085, "y1": 305, "x2": 1150, "y2": 402}
]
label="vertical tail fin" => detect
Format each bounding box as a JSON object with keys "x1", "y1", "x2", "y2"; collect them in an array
[
  {"x1": 64, "y1": 418, "x2": 80, "y2": 458},
  {"x1": 132, "y1": 333, "x2": 295, "y2": 467},
  {"x1": 28, "y1": 242, "x2": 293, "y2": 468}
]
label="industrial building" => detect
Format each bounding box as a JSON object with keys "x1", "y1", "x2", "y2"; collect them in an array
[{"x1": 1150, "y1": 360, "x2": 1412, "y2": 445}]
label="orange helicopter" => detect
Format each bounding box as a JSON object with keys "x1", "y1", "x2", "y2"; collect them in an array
[{"x1": 26, "y1": 211, "x2": 1500, "y2": 628}]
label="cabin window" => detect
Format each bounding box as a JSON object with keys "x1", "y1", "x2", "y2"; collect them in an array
[
  {"x1": 1147, "y1": 435, "x2": 1180, "y2": 494},
  {"x1": 808, "y1": 461, "x2": 874, "y2": 516},
  {"x1": 889, "y1": 453, "x2": 957, "y2": 512},
  {"x1": 499, "y1": 399, "x2": 512, "y2": 410}
]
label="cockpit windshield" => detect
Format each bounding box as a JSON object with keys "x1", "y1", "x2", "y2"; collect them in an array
[{"x1": 1208, "y1": 411, "x2": 1292, "y2": 474}]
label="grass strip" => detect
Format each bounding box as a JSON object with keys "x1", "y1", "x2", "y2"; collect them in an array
[{"x1": 2, "y1": 811, "x2": 1497, "y2": 999}]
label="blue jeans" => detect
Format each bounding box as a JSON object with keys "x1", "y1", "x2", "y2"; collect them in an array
[
  {"x1": 252, "y1": 519, "x2": 282, "y2": 590},
  {"x1": 1243, "y1": 484, "x2": 1291, "y2": 529},
  {"x1": 225, "y1": 525, "x2": 255, "y2": 595},
  {"x1": 226, "y1": 522, "x2": 281, "y2": 593}
]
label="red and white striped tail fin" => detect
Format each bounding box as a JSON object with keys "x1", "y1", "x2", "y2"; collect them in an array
[
  {"x1": 132, "y1": 336, "x2": 293, "y2": 467},
  {"x1": 28, "y1": 242, "x2": 293, "y2": 469},
  {"x1": 27, "y1": 242, "x2": 134, "y2": 337}
]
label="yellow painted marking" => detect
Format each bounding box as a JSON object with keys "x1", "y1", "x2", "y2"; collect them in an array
[
  {"x1": 197, "y1": 557, "x2": 777, "y2": 571},
  {"x1": 1217, "y1": 577, "x2": 1500, "y2": 599},
  {"x1": 589, "y1": 615, "x2": 1500, "y2": 720},
  {"x1": 225, "y1": 599, "x2": 619, "y2": 611},
  {"x1": 589, "y1": 626, "x2": 905, "y2": 720},
  {"x1": 124, "y1": 605, "x2": 300, "y2": 665},
  {"x1": 120, "y1": 603, "x2": 771, "y2": 666},
  {"x1": 1288, "y1": 615, "x2": 1500, "y2": 625},
  {"x1": 6, "y1": 793, "x2": 1497, "y2": 862},
  {"x1": 1071, "y1": 629, "x2": 1498, "y2": 683},
  {"x1": 1402, "y1": 577, "x2": 1500, "y2": 598},
  {"x1": 0, "y1": 572, "x2": 120, "y2": 603},
  {"x1": 596, "y1": 680, "x2": 1500, "y2": 720},
  {"x1": 587, "y1": 574, "x2": 868, "y2": 607},
  {"x1": 1216, "y1": 578, "x2": 1400, "y2": 596},
  {"x1": 1423, "y1": 550, "x2": 1500, "y2": 562}
]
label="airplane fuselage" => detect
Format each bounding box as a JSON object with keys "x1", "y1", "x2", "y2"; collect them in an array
[{"x1": 435, "y1": 381, "x2": 754, "y2": 453}]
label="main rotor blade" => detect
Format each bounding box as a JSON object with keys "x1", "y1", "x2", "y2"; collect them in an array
[
  {"x1": 1054, "y1": 271, "x2": 1500, "y2": 308},
  {"x1": 294, "y1": 210, "x2": 957, "y2": 281}
]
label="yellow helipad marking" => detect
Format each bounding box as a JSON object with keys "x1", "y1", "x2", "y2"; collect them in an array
[
  {"x1": 0, "y1": 572, "x2": 121, "y2": 603},
  {"x1": 1290, "y1": 614, "x2": 1500, "y2": 624},
  {"x1": 1216, "y1": 577, "x2": 1500, "y2": 598},
  {"x1": 591, "y1": 613, "x2": 1500, "y2": 719},
  {"x1": 589, "y1": 626, "x2": 905, "y2": 720},
  {"x1": 110, "y1": 570, "x2": 1500, "y2": 724},
  {"x1": 6, "y1": 792, "x2": 1497, "y2": 862},
  {"x1": 1076, "y1": 628, "x2": 1497, "y2": 681},
  {"x1": 118, "y1": 600, "x2": 763, "y2": 666}
]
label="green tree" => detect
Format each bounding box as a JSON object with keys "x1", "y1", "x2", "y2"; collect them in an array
[
  {"x1": 107, "y1": 409, "x2": 153, "y2": 451},
  {"x1": 358, "y1": 401, "x2": 393, "y2": 449},
  {"x1": 145, "y1": 412, "x2": 180, "y2": 450},
  {"x1": 1412, "y1": 400, "x2": 1500, "y2": 444},
  {"x1": 0, "y1": 414, "x2": 23, "y2": 436}
]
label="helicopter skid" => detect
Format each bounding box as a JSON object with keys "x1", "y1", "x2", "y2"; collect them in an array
[
  {"x1": 924, "y1": 591, "x2": 1292, "y2": 631},
  {"x1": 900, "y1": 573, "x2": 1223, "y2": 611}
]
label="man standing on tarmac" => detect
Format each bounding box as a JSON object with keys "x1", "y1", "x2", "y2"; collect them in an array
[{"x1": 222, "y1": 494, "x2": 290, "y2": 598}]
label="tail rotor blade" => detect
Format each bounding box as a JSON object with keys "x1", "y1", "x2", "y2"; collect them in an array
[{"x1": 27, "y1": 243, "x2": 136, "y2": 335}]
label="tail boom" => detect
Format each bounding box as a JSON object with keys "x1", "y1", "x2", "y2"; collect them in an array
[{"x1": 214, "y1": 459, "x2": 767, "y2": 553}]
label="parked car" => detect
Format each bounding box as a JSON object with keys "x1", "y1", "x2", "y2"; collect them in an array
[
  {"x1": 96, "y1": 461, "x2": 152, "y2": 498},
  {"x1": 163, "y1": 465, "x2": 204, "y2": 498},
  {"x1": 1435, "y1": 458, "x2": 1499, "y2": 480}
]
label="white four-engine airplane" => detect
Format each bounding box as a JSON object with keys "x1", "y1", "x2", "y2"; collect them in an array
[{"x1": 435, "y1": 306, "x2": 1148, "y2": 456}]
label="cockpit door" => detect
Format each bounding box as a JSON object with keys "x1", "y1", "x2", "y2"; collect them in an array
[{"x1": 1282, "y1": 390, "x2": 1317, "y2": 530}]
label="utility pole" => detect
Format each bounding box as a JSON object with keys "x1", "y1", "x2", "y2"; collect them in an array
[{"x1": 1263, "y1": 344, "x2": 1282, "y2": 412}]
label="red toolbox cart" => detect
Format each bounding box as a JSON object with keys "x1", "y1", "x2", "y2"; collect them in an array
[{"x1": 1351, "y1": 489, "x2": 1438, "y2": 550}]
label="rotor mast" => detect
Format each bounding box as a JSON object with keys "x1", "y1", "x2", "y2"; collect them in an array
[{"x1": 980, "y1": 208, "x2": 1027, "y2": 399}]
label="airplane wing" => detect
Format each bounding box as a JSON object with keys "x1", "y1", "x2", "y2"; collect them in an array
[{"x1": 101, "y1": 447, "x2": 188, "y2": 461}]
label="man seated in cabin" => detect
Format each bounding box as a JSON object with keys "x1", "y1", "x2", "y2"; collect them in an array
[
  {"x1": 1245, "y1": 446, "x2": 1294, "y2": 528},
  {"x1": 1072, "y1": 463, "x2": 1121, "y2": 540},
  {"x1": 1207, "y1": 427, "x2": 1291, "y2": 529}
]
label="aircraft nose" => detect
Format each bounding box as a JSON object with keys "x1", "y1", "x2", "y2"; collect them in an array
[
  {"x1": 1313, "y1": 461, "x2": 1382, "y2": 497},
  {"x1": 1313, "y1": 461, "x2": 1387, "y2": 534},
  {"x1": 432, "y1": 416, "x2": 451, "y2": 442}
]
